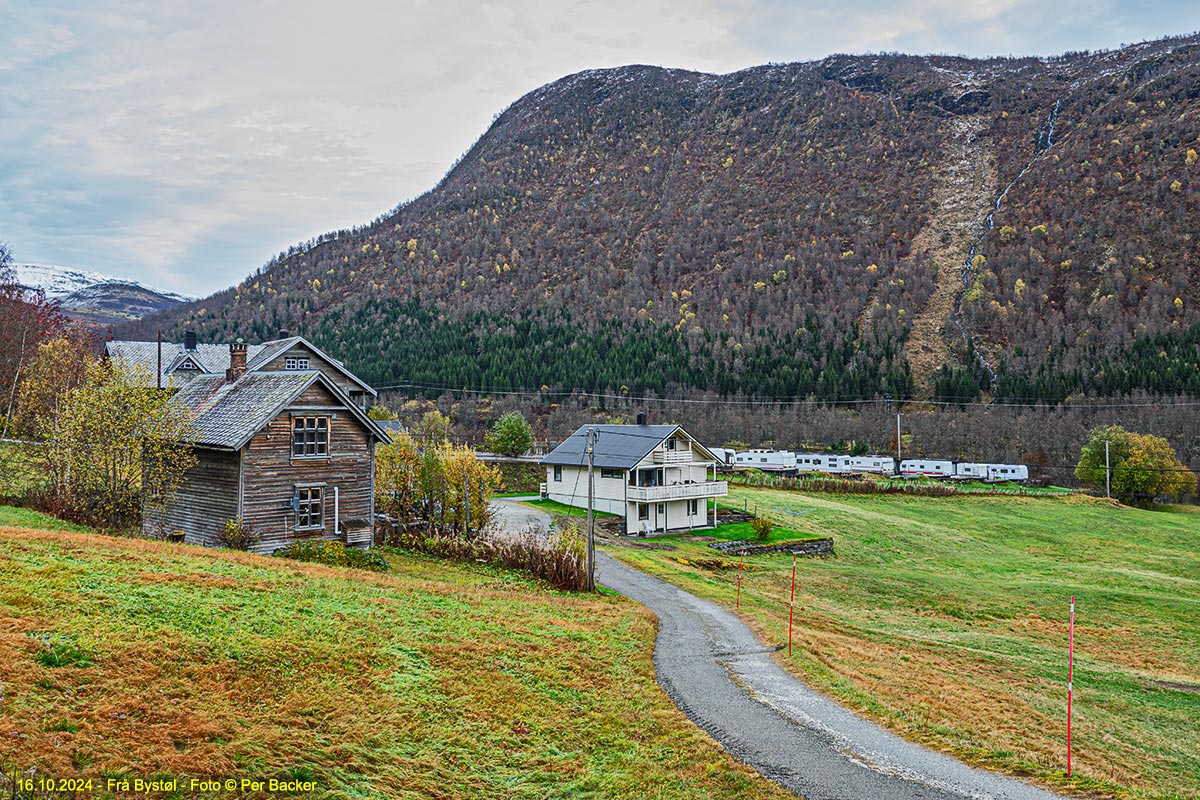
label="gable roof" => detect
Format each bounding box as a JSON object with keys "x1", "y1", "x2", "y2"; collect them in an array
[
  {"x1": 541, "y1": 424, "x2": 716, "y2": 470},
  {"x1": 105, "y1": 335, "x2": 376, "y2": 395},
  {"x1": 171, "y1": 371, "x2": 390, "y2": 451}
]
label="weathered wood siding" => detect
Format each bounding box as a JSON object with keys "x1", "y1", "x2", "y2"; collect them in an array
[
  {"x1": 261, "y1": 345, "x2": 369, "y2": 404},
  {"x1": 145, "y1": 449, "x2": 240, "y2": 547},
  {"x1": 241, "y1": 381, "x2": 375, "y2": 554}
]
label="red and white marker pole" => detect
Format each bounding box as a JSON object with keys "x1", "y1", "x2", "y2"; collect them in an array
[
  {"x1": 1068, "y1": 595, "x2": 1075, "y2": 778},
  {"x1": 788, "y1": 553, "x2": 797, "y2": 656},
  {"x1": 737, "y1": 548, "x2": 745, "y2": 609}
]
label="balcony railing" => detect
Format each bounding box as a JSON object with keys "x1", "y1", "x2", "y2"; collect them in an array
[
  {"x1": 652, "y1": 449, "x2": 695, "y2": 464},
  {"x1": 628, "y1": 481, "x2": 728, "y2": 503}
]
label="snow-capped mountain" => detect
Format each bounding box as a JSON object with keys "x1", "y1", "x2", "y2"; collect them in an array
[
  {"x1": 14, "y1": 263, "x2": 191, "y2": 304},
  {"x1": 13, "y1": 263, "x2": 192, "y2": 322}
]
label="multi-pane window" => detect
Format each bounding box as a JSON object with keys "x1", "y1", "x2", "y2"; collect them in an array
[
  {"x1": 292, "y1": 416, "x2": 328, "y2": 457},
  {"x1": 600, "y1": 468, "x2": 622, "y2": 479},
  {"x1": 284, "y1": 357, "x2": 310, "y2": 370},
  {"x1": 553, "y1": 465, "x2": 562, "y2": 482},
  {"x1": 296, "y1": 487, "x2": 323, "y2": 529}
]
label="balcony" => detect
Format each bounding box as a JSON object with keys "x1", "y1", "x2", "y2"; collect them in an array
[
  {"x1": 628, "y1": 481, "x2": 727, "y2": 503},
  {"x1": 652, "y1": 449, "x2": 694, "y2": 464}
]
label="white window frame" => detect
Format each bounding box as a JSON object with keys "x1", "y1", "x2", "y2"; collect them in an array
[{"x1": 285, "y1": 356, "x2": 311, "y2": 370}]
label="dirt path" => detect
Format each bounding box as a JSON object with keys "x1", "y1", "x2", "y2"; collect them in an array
[{"x1": 598, "y1": 551, "x2": 1065, "y2": 800}]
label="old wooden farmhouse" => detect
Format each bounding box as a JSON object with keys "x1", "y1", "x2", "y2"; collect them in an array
[
  {"x1": 105, "y1": 334, "x2": 390, "y2": 553},
  {"x1": 540, "y1": 423, "x2": 727, "y2": 534}
]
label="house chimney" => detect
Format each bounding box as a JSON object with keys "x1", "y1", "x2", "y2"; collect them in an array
[
  {"x1": 226, "y1": 340, "x2": 248, "y2": 382},
  {"x1": 636, "y1": 411, "x2": 647, "y2": 426},
  {"x1": 184, "y1": 330, "x2": 197, "y2": 351},
  {"x1": 278, "y1": 329, "x2": 289, "y2": 339}
]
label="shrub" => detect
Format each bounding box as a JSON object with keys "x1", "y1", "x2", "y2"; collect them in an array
[
  {"x1": 750, "y1": 517, "x2": 774, "y2": 542},
  {"x1": 219, "y1": 517, "x2": 260, "y2": 551},
  {"x1": 484, "y1": 411, "x2": 535, "y2": 456},
  {"x1": 275, "y1": 540, "x2": 391, "y2": 572}
]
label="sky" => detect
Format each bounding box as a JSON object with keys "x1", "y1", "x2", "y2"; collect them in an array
[{"x1": 2, "y1": 1, "x2": 1198, "y2": 298}]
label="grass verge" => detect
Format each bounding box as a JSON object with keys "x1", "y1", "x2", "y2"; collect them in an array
[
  {"x1": 606, "y1": 487, "x2": 1200, "y2": 800},
  {"x1": 0, "y1": 521, "x2": 790, "y2": 800}
]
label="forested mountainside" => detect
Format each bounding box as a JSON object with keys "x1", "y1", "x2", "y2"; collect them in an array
[{"x1": 121, "y1": 35, "x2": 1200, "y2": 403}]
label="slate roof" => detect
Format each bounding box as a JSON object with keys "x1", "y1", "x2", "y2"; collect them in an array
[
  {"x1": 541, "y1": 424, "x2": 714, "y2": 470},
  {"x1": 106, "y1": 335, "x2": 376, "y2": 395},
  {"x1": 105, "y1": 341, "x2": 266, "y2": 387},
  {"x1": 171, "y1": 371, "x2": 390, "y2": 451}
]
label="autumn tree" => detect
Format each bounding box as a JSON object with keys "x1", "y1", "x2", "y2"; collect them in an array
[
  {"x1": 374, "y1": 434, "x2": 499, "y2": 539},
  {"x1": 484, "y1": 411, "x2": 534, "y2": 456},
  {"x1": 0, "y1": 243, "x2": 64, "y2": 437},
  {"x1": 32, "y1": 358, "x2": 196, "y2": 529},
  {"x1": 1075, "y1": 425, "x2": 1196, "y2": 506}
]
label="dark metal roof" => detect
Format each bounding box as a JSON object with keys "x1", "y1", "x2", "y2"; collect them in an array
[
  {"x1": 171, "y1": 371, "x2": 390, "y2": 451},
  {"x1": 540, "y1": 424, "x2": 686, "y2": 470}
]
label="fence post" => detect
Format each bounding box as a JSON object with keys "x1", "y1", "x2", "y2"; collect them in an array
[
  {"x1": 737, "y1": 548, "x2": 745, "y2": 609},
  {"x1": 788, "y1": 553, "x2": 797, "y2": 656}
]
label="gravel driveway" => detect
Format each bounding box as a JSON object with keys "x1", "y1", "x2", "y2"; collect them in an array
[
  {"x1": 597, "y1": 551, "x2": 1066, "y2": 800},
  {"x1": 489, "y1": 496, "x2": 552, "y2": 540}
]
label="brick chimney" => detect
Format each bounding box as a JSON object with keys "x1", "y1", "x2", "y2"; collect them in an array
[{"x1": 226, "y1": 340, "x2": 247, "y2": 382}]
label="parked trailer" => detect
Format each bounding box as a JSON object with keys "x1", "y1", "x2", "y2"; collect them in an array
[
  {"x1": 900, "y1": 459, "x2": 955, "y2": 477},
  {"x1": 708, "y1": 447, "x2": 736, "y2": 468},
  {"x1": 733, "y1": 449, "x2": 797, "y2": 472},
  {"x1": 849, "y1": 455, "x2": 896, "y2": 474},
  {"x1": 794, "y1": 453, "x2": 851, "y2": 473}
]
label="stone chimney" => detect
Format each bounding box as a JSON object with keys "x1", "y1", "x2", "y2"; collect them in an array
[{"x1": 226, "y1": 340, "x2": 247, "y2": 382}]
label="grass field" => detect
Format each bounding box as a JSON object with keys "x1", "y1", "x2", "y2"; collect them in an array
[
  {"x1": 607, "y1": 487, "x2": 1200, "y2": 799},
  {"x1": 519, "y1": 498, "x2": 620, "y2": 518},
  {"x1": 0, "y1": 517, "x2": 791, "y2": 800}
]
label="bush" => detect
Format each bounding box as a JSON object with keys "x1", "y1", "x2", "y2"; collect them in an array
[
  {"x1": 750, "y1": 517, "x2": 774, "y2": 542},
  {"x1": 275, "y1": 540, "x2": 391, "y2": 572},
  {"x1": 484, "y1": 412, "x2": 535, "y2": 456},
  {"x1": 219, "y1": 517, "x2": 260, "y2": 551},
  {"x1": 379, "y1": 522, "x2": 587, "y2": 591}
]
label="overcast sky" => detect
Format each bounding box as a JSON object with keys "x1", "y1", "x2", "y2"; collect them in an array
[{"x1": 3, "y1": 1, "x2": 1198, "y2": 297}]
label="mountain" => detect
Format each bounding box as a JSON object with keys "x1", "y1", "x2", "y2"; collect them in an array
[
  {"x1": 16, "y1": 263, "x2": 191, "y2": 324},
  {"x1": 119, "y1": 35, "x2": 1200, "y2": 404}
]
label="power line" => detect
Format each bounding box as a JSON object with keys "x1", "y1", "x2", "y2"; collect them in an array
[{"x1": 374, "y1": 380, "x2": 1200, "y2": 410}]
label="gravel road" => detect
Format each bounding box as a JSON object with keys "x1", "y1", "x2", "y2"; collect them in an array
[
  {"x1": 489, "y1": 496, "x2": 552, "y2": 540},
  {"x1": 597, "y1": 551, "x2": 1066, "y2": 800}
]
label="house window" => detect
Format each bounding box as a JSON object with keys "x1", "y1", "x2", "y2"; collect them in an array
[
  {"x1": 285, "y1": 357, "x2": 310, "y2": 370},
  {"x1": 553, "y1": 465, "x2": 562, "y2": 482},
  {"x1": 657, "y1": 504, "x2": 665, "y2": 515},
  {"x1": 296, "y1": 487, "x2": 323, "y2": 529},
  {"x1": 638, "y1": 504, "x2": 649, "y2": 520},
  {"x1": 666, "y1": 438, "x2": 677, "y2": 451},
  {"x1": 292, "y1": 416, "x2": 329, "y2": 457},
  {"x1": 688, "y1": 499, "x2": 698, "y2": 515},
  {"x1": 600, "y1": 468, "x2": 622, "y2": 479}
]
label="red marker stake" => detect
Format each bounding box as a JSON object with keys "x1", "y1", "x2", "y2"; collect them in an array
[
  {"x1": 1068, "y1": 595, "x2": 1075, "y2": 778},
  {"x1": 788, "y1": 553, "x2": 797, "y2": 656},
  {"x1": 736, "y1": 548, "x2": 745, "y2": 609}
]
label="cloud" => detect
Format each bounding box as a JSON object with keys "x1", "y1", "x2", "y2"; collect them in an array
[{"x1": 2, "y1": 0, "x2": 1199, "y2": 296}]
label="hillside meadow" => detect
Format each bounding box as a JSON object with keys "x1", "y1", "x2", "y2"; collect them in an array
[
  {"x1": 607, "y1": 488, "x2": 1200, "y2": 800},
  {"x1": 0, "y1": 509, "x2": 790, "y2": 800}
]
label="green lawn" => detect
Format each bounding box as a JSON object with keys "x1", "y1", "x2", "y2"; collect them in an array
[
  {"x1": 607, "y1": 487, "x2": 1200, "y2": 800},
  {"x1": 519, "y1": 498, "x2": 620, "y2": 518},
  {"x1": 0, "y1": 518, "x2": 789, "y2": 800}
]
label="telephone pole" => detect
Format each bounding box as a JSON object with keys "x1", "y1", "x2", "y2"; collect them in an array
[
  {"x1": 896, "y1": 412, "x2": 902, "y2": 474},
  {"x1": 586, "y1": 427, "x2": 597, "y2": 592}
]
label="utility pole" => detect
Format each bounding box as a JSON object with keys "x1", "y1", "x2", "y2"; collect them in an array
[
  {"x1": 1104, "y1": 439, "x2": 1111, "y2": 499},
  {"x1": 585, "y1": 427, "x2": 597, "y2": 592},
  {"x1": 896, "y1": 412, "x2": 902, "y2": 474},
  {"x1": 156, "y1": 329, "x2": 162, "y2": 391},
  {"x1": 464, "y1": 475, "x2": 470, "y2": 536}
]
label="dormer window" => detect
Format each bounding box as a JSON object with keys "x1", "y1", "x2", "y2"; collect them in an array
[{"x1": 285, "y1": 357, "x2": 310, "y2": 370}]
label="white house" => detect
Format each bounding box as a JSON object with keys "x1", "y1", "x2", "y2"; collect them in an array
[{"x1": 540, "y1": 423, "x2": 728, "y2": 535}]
